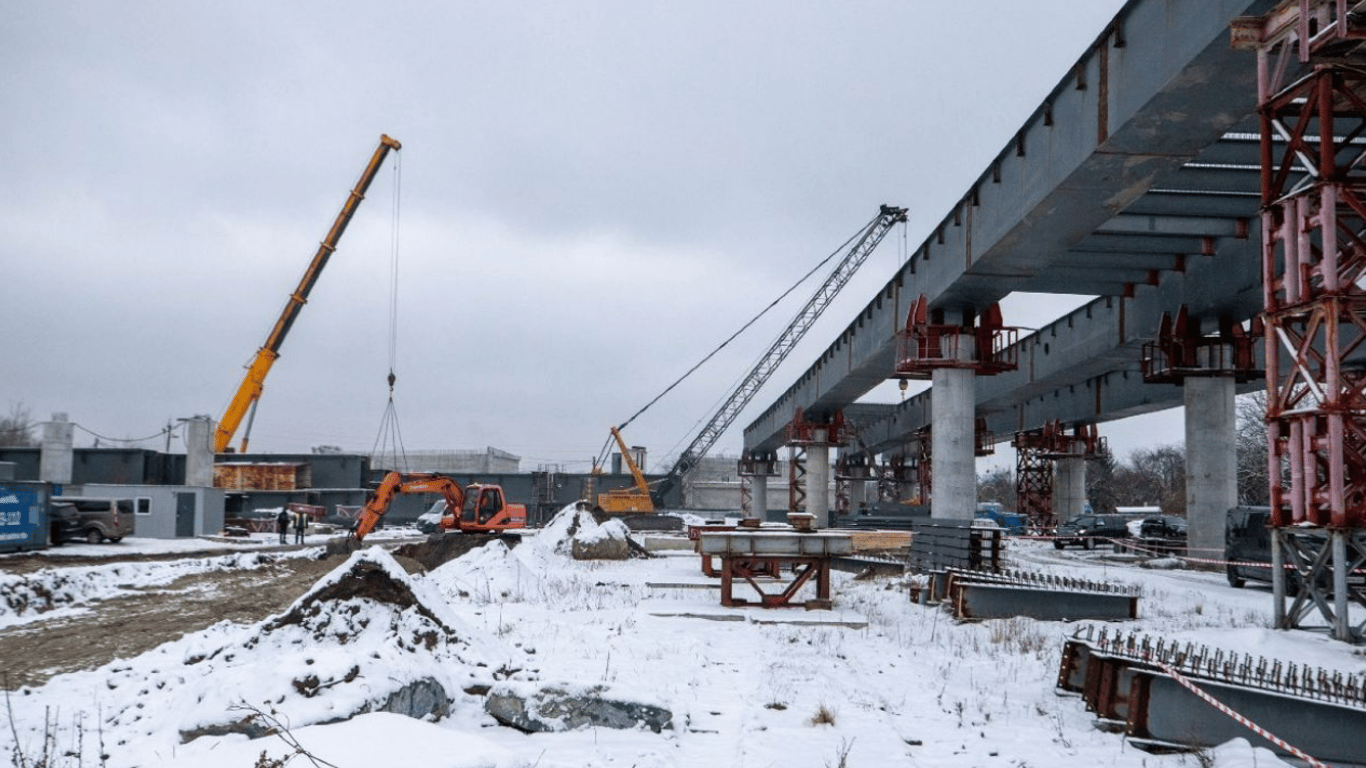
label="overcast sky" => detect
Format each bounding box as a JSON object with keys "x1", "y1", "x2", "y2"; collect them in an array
[{"x1": 4, "y1": 1, "x2": 1174, "y2": 473}]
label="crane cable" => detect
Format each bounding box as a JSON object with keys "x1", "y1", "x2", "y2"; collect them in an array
[
  {"x1": 597, "y1": 213, "x2": 878, "y2": 470},
  {"x1": 370, "y1": 153, "x2": 408, "y2": 472}
]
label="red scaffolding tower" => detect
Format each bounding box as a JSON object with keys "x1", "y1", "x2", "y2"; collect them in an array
[{"x1": 1234, "y1": 0, "x2": 1366, "y2": 641}]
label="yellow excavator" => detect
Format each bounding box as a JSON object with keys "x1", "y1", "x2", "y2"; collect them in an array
[{"x1": 214, "y1": 134, "x2": 401, "y2": 453}]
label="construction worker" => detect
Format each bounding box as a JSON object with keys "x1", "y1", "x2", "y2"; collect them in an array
[{"x1": 293, "y1": 509, "x2": 307, "y2": 544}]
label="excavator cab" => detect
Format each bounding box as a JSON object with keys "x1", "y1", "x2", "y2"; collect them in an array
[
  {"x1": 445, "y1": 483, "x2": 524, "y2": 534},
  {"x1": 464, "y1": 486, "x2": 504, "y2": 525}
]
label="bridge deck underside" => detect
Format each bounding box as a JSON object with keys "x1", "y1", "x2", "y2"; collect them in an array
[{"x1": 745, "y1": 0, "x2": 1278, "y2": 456}]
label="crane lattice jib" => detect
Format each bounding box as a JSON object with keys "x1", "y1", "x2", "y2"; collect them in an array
[{"x1": 652, "y1": 204, "x2": 907, "y2": 502}]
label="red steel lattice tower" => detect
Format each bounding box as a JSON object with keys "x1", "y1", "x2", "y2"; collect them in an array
[{"x1": 1235, "y1": 0, "x2": 1366, "y2": 641}]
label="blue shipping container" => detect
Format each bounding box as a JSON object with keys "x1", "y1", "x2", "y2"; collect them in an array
[{"x1": 0, "y1": 482, "x2": 50, "y2": 553}]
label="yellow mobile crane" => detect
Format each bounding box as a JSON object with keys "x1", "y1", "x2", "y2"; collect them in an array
[
  {"x1": 592, "y1": 426, "x2": 655, "y2": 513},
  {"x1": 214, "y1": 134, "x2": 401, "y2": 453}
]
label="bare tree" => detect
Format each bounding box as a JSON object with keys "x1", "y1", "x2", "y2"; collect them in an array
[
  {"x1": 1085, "y1": 450, "x2": 1119, "y2": 513},
  {"x1": 1112, "y1": 444, "x2": 1186, "y2": 512},
  {"x1": 1235, "y1": 391, "x2": 1272, "y2": 505},
  {"x1": 976, "y1": 465, "x2": 1015, "y2": 511},
  {"x1": 0, "y1": 403, "x2": 37, "y2": 447}
]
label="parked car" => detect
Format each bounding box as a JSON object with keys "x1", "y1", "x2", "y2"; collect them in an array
[
  {"x1": 49, "y1": 497, "x2": 135, "y2": 544},
  {"x1": 1139, "y1": 515, "x2": 1188, "y2": 539},
  {"x1": 1225, "y1": 506, "x2": 1272, "y2": 588},
  {"x1": 1054, "y1": 514, "x2": 1131, "y2": 550}
]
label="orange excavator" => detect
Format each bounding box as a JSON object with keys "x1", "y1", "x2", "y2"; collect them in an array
[{"x1": 352, "y1": 472, "x2": 527, "y2": 541}]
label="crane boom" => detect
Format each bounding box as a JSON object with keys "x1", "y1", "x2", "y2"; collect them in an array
[
  {"x1": 214, "y1": 134, "x2": 402, "y2": 453},
  {"x1": 651, "y1": 204, "x2": 907, "y2": 504}
]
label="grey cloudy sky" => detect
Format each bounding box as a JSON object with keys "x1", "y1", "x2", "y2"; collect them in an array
[{"x1": 5, "y1": 1, "x2": 1167, "y2": 472}]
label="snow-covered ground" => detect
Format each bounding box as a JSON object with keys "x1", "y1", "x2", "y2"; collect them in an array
[{"x1": 2, "y1": 507, "x2": 1360, "y2": 768}]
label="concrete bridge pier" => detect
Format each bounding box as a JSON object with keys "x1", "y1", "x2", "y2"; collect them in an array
[
  {"x1": 807, "y1": 428, "x2": 831, "y2": 528},
  {"x1": 39, "y1": 412, "x2": 74, "y2": 485},
  {"x1": 1185, "y1": 376, "x2": 1236, "y2": 562},
  {"x1": 847, "y1": 472, "x2": 867, "y2": 513},
  {"x1": 748, "y1": 475, "x2": 769, "y2": 523},
  {"x1": 1054, "y1": 456, "x2": 1087, "y2": 524},
  {"x1": 931, "y1": 328, "x2": 977, "y2": 520}
]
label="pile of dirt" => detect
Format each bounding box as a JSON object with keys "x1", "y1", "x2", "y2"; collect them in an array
[
  {"x1": 161, "y1": 547, "x2": 510, "y2": 742},
  {"x1": 392, "y1": 532, "x2": 521, "y2": 571},
  {"x1": 534, "y1": 505, "x2": 650, "y2": 560}
]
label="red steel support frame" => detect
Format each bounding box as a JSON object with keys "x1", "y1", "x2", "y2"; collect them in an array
[
  {"x1": 1237, "y1": 0, "x2": 1366, "y2": 641},
  {"x1": 784, "y1": 407, "x2": 848, "y2": 515},
  {"x1": 719, "y1": 554, "x2": 832, "y2": 609},
  {"x1": 1013, "y1": 421, "x2": 1107, "y2": 531}
]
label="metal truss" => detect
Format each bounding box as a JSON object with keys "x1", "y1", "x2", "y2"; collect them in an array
[
  {"x1": 1012, "y1": 421, "x2": 1107, "y2": 530},
  {"x1": 1239, "y1": 0, "x2": 1366, "y2": 641}
]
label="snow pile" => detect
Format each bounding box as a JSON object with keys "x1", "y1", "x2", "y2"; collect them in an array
[
  {"x1": 428, "y1": 538, "x2": 543, "y2": 604},
  {"x1": 2, "y1": 547, "x2": 519, "y2": 763},
  {"x1": 0, "y1": 552, "x2": 278, "y2": 628},
  {"x1": 528, "y1": 503, "x2": 634, "y2": 560}
]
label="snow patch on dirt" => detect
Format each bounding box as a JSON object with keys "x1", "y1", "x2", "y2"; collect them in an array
[{"x1": 2, "y1": 547, "x2": 524, "y2": 764}]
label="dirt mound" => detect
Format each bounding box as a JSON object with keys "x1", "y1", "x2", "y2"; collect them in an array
[
  {"x1": 393, "y1": 532, "x2": 521, "y2": 571},
  {"x1": 160, "y1": 547, "x2": 508, "y2": 742},
  {"x1": 534, "y1": 505, "x2": 650, "y2": 560},
  {"x1": 257, "y1": 557, "x2": 456, "y2": 647}
]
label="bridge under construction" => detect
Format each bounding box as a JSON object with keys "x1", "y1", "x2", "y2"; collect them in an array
[{"x1": 741, "y1": 0, "x2": 1366, "y2": 642}]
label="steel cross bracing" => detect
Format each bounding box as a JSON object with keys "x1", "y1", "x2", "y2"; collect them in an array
[
  {"x1": 1240, "y1": 0, "x2": 1366, "y2": 642},
  {"x1": 743, "y1": 0, "x2": 1279, "y2": 458},
  {"x1": 651, "y1": 204, "x2": 907, "y2": 505}
]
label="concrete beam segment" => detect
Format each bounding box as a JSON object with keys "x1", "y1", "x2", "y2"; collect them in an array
[
  {"x1": 1095, "y1": 213, "x2": 1252, "y2": 238},
  {"x1": 744, "y1": 0, "x2": 1275, "y2": 455},
  {"x1": 1185, "y1": 377, "x2": 1236, "y2": 560}
]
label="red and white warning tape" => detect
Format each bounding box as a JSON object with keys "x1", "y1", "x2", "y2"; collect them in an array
[{"x1": 1150, "y1": 657, "x2": 1327, "y2": 768}]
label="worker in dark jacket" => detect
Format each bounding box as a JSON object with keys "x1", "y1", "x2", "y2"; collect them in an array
[
  {"x1": 293, "y1": 510, "x2": 307, "y2": 544},
  {"x1": 276, "y1": 509, "x2": 290, "y2": 544}
]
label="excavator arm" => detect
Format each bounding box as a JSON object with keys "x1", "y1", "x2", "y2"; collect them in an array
[
  {"x1": 353, "y1": 472, "x2": 464, "y2": 541},
  {"x1": 214, "y1": 134, "x2": 402, "y2": 453}
]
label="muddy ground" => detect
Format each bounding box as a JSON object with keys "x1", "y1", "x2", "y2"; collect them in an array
[{"x1": 0, "y1": 549, "x2": 352, "y2": 690}]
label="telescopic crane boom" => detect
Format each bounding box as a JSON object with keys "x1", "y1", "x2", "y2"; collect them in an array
[
  {"x1": 214, "y1": 134, "x2": 402, "y2": 453},
  {"x1": 649, "y1": 204, "x2": 907, "y2": 505}
]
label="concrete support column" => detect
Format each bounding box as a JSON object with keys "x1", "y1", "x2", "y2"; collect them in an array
[
  {"x1": 848, "y1": 475, "x2": 867, "y2": 513},
  {"x1": 39, "y1": 412, "x2": 74, "y2": 485},
  {"x1": 185, "y1": 416, "x2": 216, "y2": 488},
  {"x1": 807, "y1": 429, "x2": 831, "y2": 528},
  {"x1": 749, "y1": 475, "x2": 769, "y2": 523},
  {"x1": 1184, "y1": 376, "x2": 1237, "y2": 561},
  {"x1": 931, "y1": 361, "x2": 976, "y2": 520},
  {"x1": 1054, "y1": 457, "x2": 1087, "y2": 524}
]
